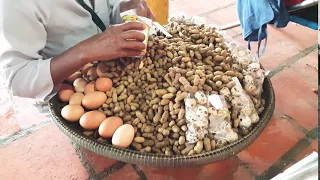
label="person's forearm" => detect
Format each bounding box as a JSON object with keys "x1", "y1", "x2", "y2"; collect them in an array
[{"x1": 50, "y1": 43, "x2": 91, "y2": 86}]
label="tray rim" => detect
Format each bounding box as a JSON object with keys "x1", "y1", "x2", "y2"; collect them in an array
[{"x1": 49, "y1": 76, "x2": 275, "y2": 167}]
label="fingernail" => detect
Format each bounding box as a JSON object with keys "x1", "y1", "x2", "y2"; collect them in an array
[{"x1": 140, "y1": 51, "x2": 146, "y2": 56}]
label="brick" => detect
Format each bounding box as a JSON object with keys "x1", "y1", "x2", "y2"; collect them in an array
[
  {"x1": 267, "y1": 22, "x2": 318, "y2": 52},
  {"x1": 222, "y1": 27, "x2": 243, "y2": 39},
  {"x1": 272, "y1": 68, "x2": 318, "y2": 130},
  {"x1": 237, "y1": 114, "x2": 305, "y2": 175},
  {"x1": 169, "y1": 0, "x2": 217, "y2": 17},
  {"x1": 283, "y1": 163, "x2": 294, "y2": 171},
  {"x1": 204, "y1": 0, "x2": 237, "y2": 8},
  {"x1": 13, "y1": 96, "x2": 49, "y2": 129},
  {"x1": 103, "y1": 165, "x2": 139, "y2": 180},
  {"x1": 231, "y1": 26, "x2": 243, "y2": 35},
  {"x1": 0, "y1": 123, "x2": 88, "y2": 180},
  {"x1": 206, "y1": 4, "x2": 239, "y2": 26},
  {"x1": 281, "y1": 140, "x2": 318, "y2": 174},
  {"x1": 169, "y1": 0, "x2": 208, "y2": 17},
  {"x1": 0, "y1": 113, "x2": 20, "y2": 139},
  {"x1": 223, "y1": 29, "x2": 241, "y2": 39},
  {"x1": 142, "y1": 165, "x2": 203, "y2": 180},
  {"x1": 169, "y1": 0, "x2": 236, "y2": 17},
  {"x1": 295, "y1": 140, "x2": 318, "y2": 162},
  {"x1": 233, "y1": 166, "x2": 255, "y2": 180},
  {"x1": 290, "y1": 49, "x2": 318, "y2": 90},
  {"x1": 0, "y1": 88, "x2": 21, "y2": 139},
  {"x1": 141, "y1": 157, "x2": 241, "y2": 180},
  {"x1": 198, "y1": 157, "x2": 239, "y2": 180},
  {"x1": 81, "y1": 147, "x2": 118, "y2": 174}
]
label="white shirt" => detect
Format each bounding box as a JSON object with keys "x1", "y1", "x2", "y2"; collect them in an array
[{"x1": 0, "y1": 0, "x2": 121, "y2": 116}]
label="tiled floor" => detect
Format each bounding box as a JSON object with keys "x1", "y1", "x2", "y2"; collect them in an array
[{"x1": 0, "y1": 0, "x2": 318, "y2": 179}]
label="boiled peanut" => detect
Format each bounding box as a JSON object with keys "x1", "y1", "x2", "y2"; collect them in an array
[
  {"x1": 203, "y1": 138, "x2": 211, "y2": 152},
  {"x1": 194, "y1": 141, "x2": 204, "y2": 154},
  {"x1": 134, "y1": 137, "x2": 145, "y2": 143}
]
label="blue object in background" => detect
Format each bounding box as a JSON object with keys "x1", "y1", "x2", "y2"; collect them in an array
[
  {"x1": 290, "y1": 15, "x2": 318, "y2": 30},
  {"x1": 237, "y1": 0, "x2": 290, "y2": 58}
]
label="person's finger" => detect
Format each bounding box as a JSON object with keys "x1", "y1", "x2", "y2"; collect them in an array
[
  {"x1": 120, "y1": 49, "x2": 145, "y2": 58},
  {"x1": 135, "y1": 6, "x2": 148, "y2": 17},
  {"x1": 119, "y1": 22, "x2": 145, "y2": 31},
  {"x1": 141, "y1": 1, "x2": 155, "y2": 21},
  {"x1": 121, "y1": 40, "x2": 146, "y2": 50},
  {"x1": 147, "y1": 8, "x2": 156, "y2": 21},
  {"x1": 121, "y1": 31, "x2": 146, "y2": 42}
]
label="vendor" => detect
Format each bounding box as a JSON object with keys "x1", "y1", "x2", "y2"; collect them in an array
[{"x1": 0, "y1": 0, "x2": 154, "y2": 115}]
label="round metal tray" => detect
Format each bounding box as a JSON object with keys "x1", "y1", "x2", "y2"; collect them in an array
[{"x1": 49, "y1": 76, "x2": 275, "y2": 167}]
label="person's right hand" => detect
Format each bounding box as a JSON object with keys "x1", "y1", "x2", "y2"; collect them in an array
[{"x1": 80, "y1": 22, "x2": 147, "y2": 62}]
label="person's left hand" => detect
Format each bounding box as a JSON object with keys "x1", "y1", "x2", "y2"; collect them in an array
[{"x1": 120, "y1": 0, "x2": 155, "y2": 20}]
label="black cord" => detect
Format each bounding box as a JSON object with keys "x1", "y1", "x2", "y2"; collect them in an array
[
  {"x1": 89, "y1": 0, "x2": 95, "y2": 11},
  {"x1": 76, "y1": 0, "x2": 106, "y2": 31}
]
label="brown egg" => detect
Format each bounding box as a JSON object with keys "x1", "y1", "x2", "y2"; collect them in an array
[
  {"x1": 82, "y1": 91, "x2": 107, "y2": 110},
  {"x1": 87, "y1": 67, "x2": 98, "y2": 78},
  {"x1": 95, "y1": 77, "x2": 113, "y2": 92},
  {"x1": 81, "y1": 63, "x2": 93, "y2": 75},
  {"x1": 73, "y1": 78, "x2": 88, "y2": 93},
  {"x1": 84, "y1": 81, "x2": 96, "y2": 95},
  {"x1": 69, "y1": 92, "x2": 84, "y2": 105},
  {"x1": 96, "y1": 63, "x2": 109, "y2": 77},
  {"x1": 112, "y1": 124, "x2": 135, "y2": 148},
  {"x1": 98, "y1": 117, "x2": 123, "y2": 138},
  {"x1": 80, "y1": 111, "x2": 106, "y2": 130},
  {"x1": 58, "y1": 84, "x2": 75, "y2": 102},
  {"x1": 66, "y1": 71, "x2": 82, "y2": 83},
  {"x1": 61, "y1": 104, "x2": 85, "y2": 122}
]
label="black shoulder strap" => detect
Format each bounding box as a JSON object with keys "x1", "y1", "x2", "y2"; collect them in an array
[{"x1": 76, "y1": 0, "x2": 106, "y2": 32}]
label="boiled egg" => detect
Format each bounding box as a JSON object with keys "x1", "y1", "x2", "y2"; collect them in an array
[
  {"x1": 95, "y1": 77, "x2": 113, "y2": 92},
  {"x1": 82, "y1": 91, "x2": 107, "y2": 110},
  {"x1": 98, "y1": 116, "x2": 123, "y2": 138},
  {"x1": 112, "y1": 124, "x2": 135, "y2": 148},
  {"x1": 61, "y1": 104, "x2": 85, "y2": 122},
  {"x1": 58, "y1": 84, "x2": 75, "y2": 102},
  {"x1": 84, "y1": 81, "x2": 96, "y2": 95},
  {"x1": 73, "y1": 78, "x2": 88, "y2": 93},
  {"x1": 79, "y1": 111, "x2": 106, "y2": 130},
  {"x1": 69, "y1": 92, "x2": 84, "y2": 105}
]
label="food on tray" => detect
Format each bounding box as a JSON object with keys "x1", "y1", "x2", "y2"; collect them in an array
[
  {"x1": 112, "y1": 124, "x2": 135, "y2": 148},
  {"x1": 73, "y1": 78, "x2": 88, "y2": 93},
  {"x1": 82, "y1": 92, "x2": 107, "y2": 110},
  {"x1": 61, "y1": 104, "x2": 85, "y2": 122},
  {"x1": 95, "y1": 77, "x2": 113, "y2": 92},
  {"x1": 69, "y1": 92, "x2": 84, "y2": 105},
  {"x1": 66, "y1": 71, "x2": 82, "y2": 83},
  {"x1": 79, "y1": 111, "x2": 106, "y2": 130},
  {"x1": 84, "y1": 81, "x2": 96, "y2": 95},
  {"x1": 57, "y1": 17, "x2": 268, "y2": 155},
  {"x1": 58, "y1": 84, "x2": 75, "y2": 102},
  {"x1": 99, "y1": 116, "x2": 124, "y2": 138}
]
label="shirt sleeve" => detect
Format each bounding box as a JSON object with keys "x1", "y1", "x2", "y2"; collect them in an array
[
  {"x1": 109, "y1": 0, "x2": 122, "y2": 24},
  {"x1": 0, "y1": 0, "x2": 59, "y2": 102}
]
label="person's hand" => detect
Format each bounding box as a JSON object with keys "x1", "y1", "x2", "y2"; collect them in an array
[
  {"x1": 81, "y1": 22, "x2": 146, "y2": 62},
  {"x1": 120, "y1": 0, "x2": 155, "y2": 20}
]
